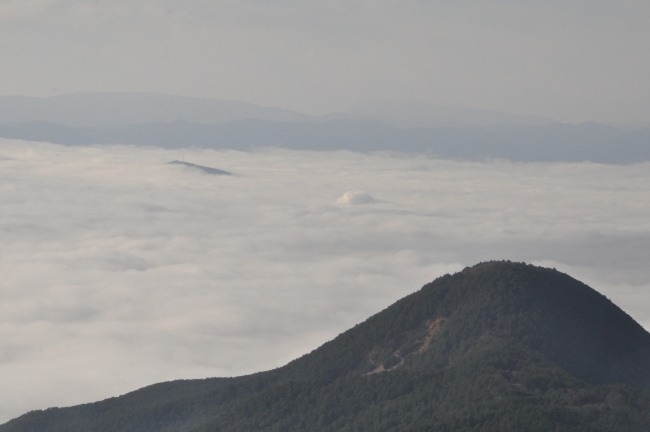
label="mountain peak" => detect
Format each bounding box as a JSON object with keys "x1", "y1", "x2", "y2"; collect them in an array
[
  {"x1": 3, "y1": 261, "x2": 650, "y2": 432},
  {"x1": 282, "y1": 261, "x2": 650, "y2": 388}
]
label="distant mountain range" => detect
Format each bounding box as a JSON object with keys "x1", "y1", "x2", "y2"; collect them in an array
[
  {"x1": 0, "y1": 119, "x2": 648, "y2": 164},
  {"x1": 0, "y1": 93, "x2": 312, "y2": 127},
  {"x1": 0, "y1": 92, "x2": 648, "y2": 164},
  {"x1": 337, "y1": 99, "x2": 556, "y2": 128},
  {"x1": 0, "y1": 93, "x2": 555, "y2": 128},
  {"x1": 2, "y1": 262, "x2": 649, "y2": 432}
]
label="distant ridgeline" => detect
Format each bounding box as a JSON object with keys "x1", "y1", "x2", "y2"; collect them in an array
[
  {"x1": 167, "y1": 160, "x2": 231, "y2": 175},
  {"x1": 1, "y1": 119, "x2": 649, "y2": 164},
  {"x1": 3, "y1": 261, "x2": 650, "y2": 432}
]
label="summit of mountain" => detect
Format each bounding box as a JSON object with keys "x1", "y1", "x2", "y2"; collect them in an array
[
  {"x1": 280, "y1": 261, "x2": 650, "y2": 387},
  {"x1": 167, "y1": 160, "x2": 231, "y2": 175},
  {"x1": 3, "y1": 261, "x2": 650, "y2": 432}
]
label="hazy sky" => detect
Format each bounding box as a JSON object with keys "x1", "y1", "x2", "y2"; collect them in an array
[
  {"x1": 0, "y1": 0, "x2": 649, "y2": 122},
  {"x1": 1, "y1": 139, "x2": 650, "y2": 422}
]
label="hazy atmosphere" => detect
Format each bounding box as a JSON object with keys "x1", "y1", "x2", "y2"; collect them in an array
[
  {"x1": 2, "y1": 0, "x2": 650, "y2": 429},
  {"x1": 0, "y1": 0, "x2": 649, "y2": 122}
]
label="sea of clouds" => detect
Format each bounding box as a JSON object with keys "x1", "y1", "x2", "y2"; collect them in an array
[{"x1": 1, "y1": 138, "x2": 650, "y2": 422}]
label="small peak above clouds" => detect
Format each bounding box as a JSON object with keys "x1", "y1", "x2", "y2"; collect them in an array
[
  {"x1": 167, "y1": 160, "x2": 231, "y2": 175},
  {"x1": 336, "y1": 191, "x2": 380, "y2": 205}
]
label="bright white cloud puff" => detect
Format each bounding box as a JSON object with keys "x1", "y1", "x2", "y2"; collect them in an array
[{"x1": 336, "y1": 191, "x2": 380, "y2": 205}]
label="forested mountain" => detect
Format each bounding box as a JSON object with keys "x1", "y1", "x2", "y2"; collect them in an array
[{"x1": 3, "y1": 262, "x2": 650, "y2": 432}]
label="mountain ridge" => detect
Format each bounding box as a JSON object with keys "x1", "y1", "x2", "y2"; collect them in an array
[
  {"x1": 276, "y1": 261, "x2": 650, "y2": 386},
  {"x1": 0, "y1": 92, "x2": 313, "y2": 127},
  {"x1": 1, "y1": 119, "x2": 648, "y2": 164},
  {"x1": 338, "y1": 99, "x2": 556, "y2": 128},
  {"x1": 0, "y1": 93, "x2": 558, "y2": 128},
  {"x1": 3, "y1": 261, "x2": 650, "y2": 431}
]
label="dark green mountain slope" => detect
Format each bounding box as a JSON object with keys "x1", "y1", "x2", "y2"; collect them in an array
[{"x1": 3, "y1": 261, "x2": 650, "y2": 432}]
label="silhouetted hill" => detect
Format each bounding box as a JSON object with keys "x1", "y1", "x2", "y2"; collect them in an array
[
  {"x1": 0, "y1": 93, "x2": 557, "y2": 128},
  {"x1": 1, "y1": 120, "x2": 649, "y2": 164},
  {"x1": 2, "y1": 262, "x2": 650, "y2": 431},
  {"x1": 279, "y1": 261, "x2": 650, "y2": 386},
  {"x1": 167, "y1": 160, "x2": 231, "y2": 175}
]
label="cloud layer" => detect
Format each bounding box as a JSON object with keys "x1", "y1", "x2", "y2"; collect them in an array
[{"x1": 1, "y1": 139, "x2": 650, "y2": 422}]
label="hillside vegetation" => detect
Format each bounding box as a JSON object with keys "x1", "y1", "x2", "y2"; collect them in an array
[{"x1": 3, "y1": 261, "x2": 650, "y2": 431}]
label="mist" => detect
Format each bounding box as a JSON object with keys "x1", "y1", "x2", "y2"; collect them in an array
[
  {"x1": 1, "y1": 138, "x2": 649, "y2": 422},
  {"x1": 1, "y1": 1, "x2": 649, "y2": 122}
]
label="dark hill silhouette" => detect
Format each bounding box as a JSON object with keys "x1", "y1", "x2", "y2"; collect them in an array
[
  {"x1": 279, "y1": 261, "x2": 650, "y2": 386},
  {"x1": 0, "y1": 119, "x2": 648, "y2": 164},
  {"x1": 167, "y1": 160, "x2": 231, "y2": 175},
  {"x1": 0, "y1": 93, "x2": 555, "y2": 128},
  {"x1": 3, "y1": 262, "x2": 650, "y2": 432}
]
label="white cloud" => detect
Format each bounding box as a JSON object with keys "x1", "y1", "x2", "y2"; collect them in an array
[
  {"x1": 336, "y1": 191, "x2": 380, "y2": 205},
  {"x1": 1, "y1": 139, "x2": 650, "y2": 422}
]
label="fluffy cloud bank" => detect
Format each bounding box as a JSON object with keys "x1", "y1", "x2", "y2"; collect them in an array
[{"x1": 1, "y1": 139, "x2": 650, "y2": 422}]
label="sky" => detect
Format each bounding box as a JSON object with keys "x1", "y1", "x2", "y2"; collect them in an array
[
  {"x1": 0, "y1": 0, "x2": 649, "y2": 122},
  {"x1": 1, "y1": 139, "x2": 650, "y2": 422}
]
